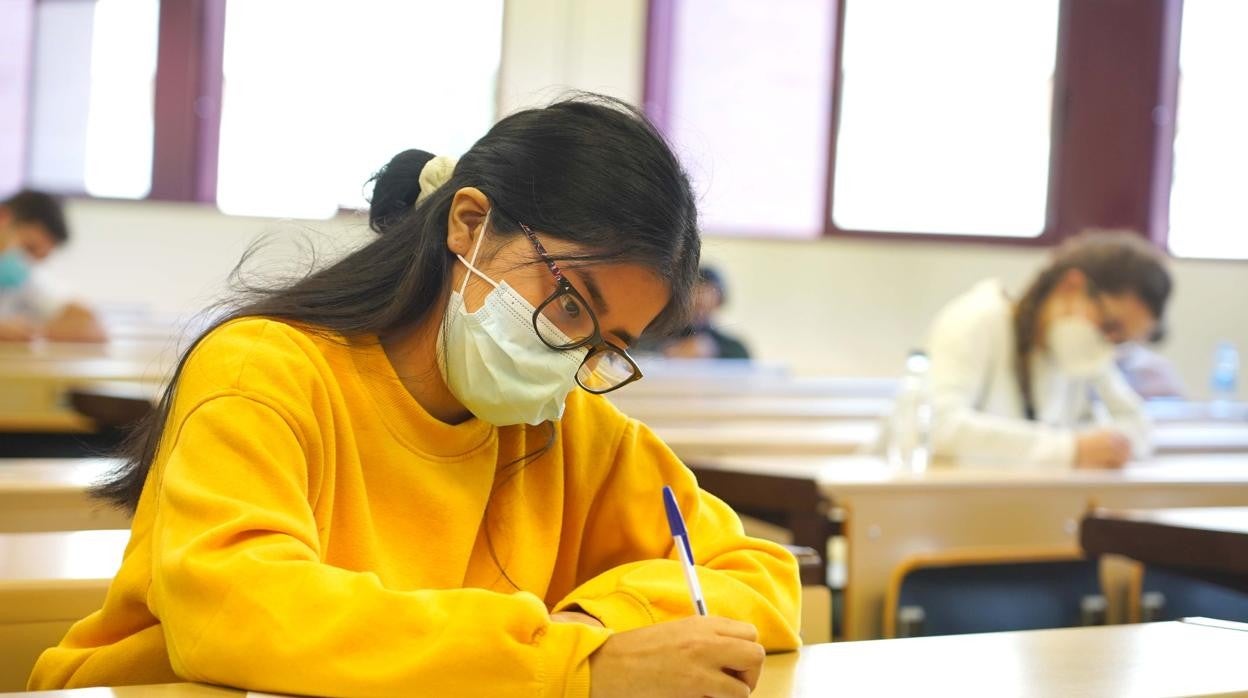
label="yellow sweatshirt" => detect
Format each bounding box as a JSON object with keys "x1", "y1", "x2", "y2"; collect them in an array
[{"x1": 30, "y1": 318, "x2": 801, "y2": 696}]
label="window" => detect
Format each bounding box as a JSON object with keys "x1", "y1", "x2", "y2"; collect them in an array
[
  {"x1": 648, "y1": 0, "x2": 834, "y2": 238},
  {"x1": 0, "y1": 1, "x2": 36, "y2": 195},
  {"x1": 9, "y1": 0, "x2": 505, "y2": 217},
  {"x1": 215, "y1": 0, "x2": 503, "y2": 219},
  {"x1": 649, "y1": 0, "x2": 1199, "y2": 250},
  {"x1": 24, "y1": 0, "x2": 159, "y2": 199},
  {"x1": 831, "y1": 0, "x2": 1059, "y2": 237},
  {"x1": 648, "y1": 0, "x2": 1061, "y2": 240},
  {"x1": 1167, "y1": 0, "x2": 1248, "y2": 260}
]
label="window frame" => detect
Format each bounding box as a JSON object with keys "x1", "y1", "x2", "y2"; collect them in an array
[
  {"x1": 149, "y1": 0, "x2": 226, "y2": 203},
  {"x1": 646, "y1": 0, "x2": 1188, "y2": 250},
  {"x1": 21, "y1": 0, "x2": 507, "y2": 217},
  {"x1": 11, "y1": 0, "x2": 224, "y2": 204}
]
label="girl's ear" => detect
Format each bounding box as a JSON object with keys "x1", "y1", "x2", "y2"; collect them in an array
[{"x1": 446, "y1": 187, "x2": 491, "y2": 257}]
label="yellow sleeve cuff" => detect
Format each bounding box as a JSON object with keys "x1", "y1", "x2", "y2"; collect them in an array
[
  {"x1": 555, "y1": 590, "x2": 657, "y2": 633},
  {"x1": 539, "y1": 621, "x2": 612, "y2": 698}
]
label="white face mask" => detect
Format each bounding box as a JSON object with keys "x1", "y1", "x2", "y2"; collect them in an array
[
  {"x1": 1047, "y1": 316, "x2": 1115, "y2": 378},
  {"x1": 436, "y1": 212, "x2": 588, "y2": 426}
]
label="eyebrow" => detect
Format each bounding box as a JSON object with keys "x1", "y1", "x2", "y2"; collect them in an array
[
  {"x1": 573, "y1": 268, "x2": 636, "y2": 347},
  {"x1": 577, "y1": 269, "x2": 610, "y2": 316}
]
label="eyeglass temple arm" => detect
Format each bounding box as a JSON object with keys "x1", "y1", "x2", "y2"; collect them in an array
[{"x1": 516, "y1": 222, "x2": 571, "y2": 286}]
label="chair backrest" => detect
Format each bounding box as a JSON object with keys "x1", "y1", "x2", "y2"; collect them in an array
[
  {"x1": 884, "y1": 547, "x2": 1104, "y2": 638},
  {"x1": 1139, "y1": 567, "x2": 1248, "y2": 623}
]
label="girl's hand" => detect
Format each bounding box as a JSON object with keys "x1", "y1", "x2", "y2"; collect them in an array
[{"x1": 589, "y1": 615, "x2": 764, "y2": 698}]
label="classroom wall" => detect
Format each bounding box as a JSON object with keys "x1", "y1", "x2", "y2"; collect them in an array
[
  {"x1": 44, "y1": 198, "x2": 1248, "y2": 397},
  {"x1": 36, "y1": 0, "x2": 1248, "y2": 398}
]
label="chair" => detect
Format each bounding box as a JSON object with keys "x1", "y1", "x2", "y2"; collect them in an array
[
  {"x1": 883, "y1": 546, "x2": 1106, "y2": 638},
  {"x1": 1135, "y1": 566, "x2": 1248, "y2": 623},
  {"x1": 783, "y1": 545, "x2": 832, "y2": 644},
  {"x1": 68, "y1": 382, "x2": 157, "y2": 430}
]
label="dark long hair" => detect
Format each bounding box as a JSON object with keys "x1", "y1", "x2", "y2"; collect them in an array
[
  {"x1": 1012, "y1": 231, "x2": 1171, "y2": 419},
  {"x1": 95, "y1": 94, "x2": 700, "y2": 512}
]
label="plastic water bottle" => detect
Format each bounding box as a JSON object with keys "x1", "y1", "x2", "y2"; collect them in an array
[
  {"x1": 887, "y1": 350, "x2": 932, "y2": 473},
  {"x1": 1211, "y1": 341, "x2": 1239, "y2": 402}
]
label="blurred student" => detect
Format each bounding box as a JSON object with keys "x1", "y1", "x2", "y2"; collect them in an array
[
  {"x1": 654, "y1": 266, "x2": 751, "y2": 360},
  {"x1": 0, "y1": 190, "x2": 106, "y2": 342},
  {"x1": 29, "y1": 96, "x2": 799, "y2": 697},
  {"x1": 925, "y1": 232, "x2": 1172, "y2": 469}
]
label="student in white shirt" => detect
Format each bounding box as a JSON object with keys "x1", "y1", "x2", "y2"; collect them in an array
[
  {"x1": 925, "y1": 232, "x2": 1171, "y2": 469},
  {"x1": 0, "y1": 190, "x2": 105, "y2": 342}
]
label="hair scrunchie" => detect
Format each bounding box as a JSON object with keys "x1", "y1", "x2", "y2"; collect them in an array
[{"x1": 416, "y1": 155, "x2": 459, "y2": 204}]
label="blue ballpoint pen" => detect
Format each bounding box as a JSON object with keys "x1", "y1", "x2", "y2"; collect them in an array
[{"x1": 662, "y1": 485, "x2": 708, "y2": 616}]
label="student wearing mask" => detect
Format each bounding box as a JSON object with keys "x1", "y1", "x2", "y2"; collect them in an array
[
  {"x1": 663, "y1": 265, "x2": 748, "y2": 359},
  {"x1": 0, "y1": 190, "x2": 106, "y2": 342},
  {"x1": 29, "y1": 96, "x2": 799, "y2": 698},
  {"x1": 650, "y1": 266, "x2": 751, "y2": 360},
  {"x1": 925, "y1": 232, "x2": 1171, "y2": 469}
]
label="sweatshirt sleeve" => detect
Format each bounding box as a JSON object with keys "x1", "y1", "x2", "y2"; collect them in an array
[
  {"x1": 1091, "y1": 367, "x2": 1154, "y2": 458},
  {"x1": 551, "y1": 419, "x2": 802, "y2": 651},
  {"x1": 926, "y1": 296, "x2": 1076, "y2": 468},
  {"x1": 149, "y1": 393, "x2": 609, "y2": 698}
]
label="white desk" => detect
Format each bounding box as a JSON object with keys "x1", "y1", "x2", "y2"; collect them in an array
[
  {"x1": 650, "y1": 419, "x2": 1248, "y2": 463},
  {"x1": 1153, "y1": 422, "x2": 1248, "y2": 454},
  {"x1": 0, "y1": 459, "x2": 131, "y2": 532},
  {"x1": 0, "y1": 529, "x2": 129, "y2": 691},
  {"x1": 691, "y1": 453, "x2": 1248, "y2": 640},
  {"x1": 610, "y1": 395, "x2": 893, "y2": 422},
  {"x1": 1, "y1": 341, "x2": 172, "y2": 434},
  {"x1": 653, "y1": 420, "x2": 881, "y2": 459},
  {"x1": 4, "y1": 620, "x2": 1246, "y2": 697},
  {"x1": 617, "y1": 373, "x2": 900, "y2": 399},
  {"x1": 752, "y1": 618, "x2": 1248, "y2": 697}
]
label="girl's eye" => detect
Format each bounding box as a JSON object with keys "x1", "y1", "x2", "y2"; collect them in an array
[{"x1": 561, "y1": 297, "x2": 582, "y2": 319}]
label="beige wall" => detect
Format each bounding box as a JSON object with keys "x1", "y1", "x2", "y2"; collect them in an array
[{"x1": 38, "y1": 0, "x2": 1248, "y2": 398}]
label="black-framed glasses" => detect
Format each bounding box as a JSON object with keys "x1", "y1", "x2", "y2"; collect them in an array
[{"x1": 512, "y1": 220, "x2": 643, "y2": 395}]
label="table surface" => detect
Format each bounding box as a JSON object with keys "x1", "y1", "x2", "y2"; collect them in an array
[
  {"x1": 0, "y1": 459, "x2": 119, "y2": 493},
  {"x1": 752, "y1": 618, "x2": 1248, "y2": 697},
  {"x1": 610, "y1": 395, "x2": 894, "y2": 422},
  {"x1": 653, "y1": 420, "x2": 1248, "y2": 458},
  {"x1": 689, "y1": 453, "x2": 1248, "y2": 492},
  {"x1": 652, "y1": 420, "x2": 882, "y2": 458},
  {"x1": 615, "y1": 396, "x2": 1248, "y2": 425},
  {"x1": 0, "y1": 529, "x2": 129, "y2": 583},
  {"x1": 689, "y1": 452, "x2": 1248, "y2": 640},
  {"x1": 3, "y1": 620, "x2": 1246, "y2": 697},
  {"x1": 0, "y1": 459, "x2": 132, "y2": 533}
]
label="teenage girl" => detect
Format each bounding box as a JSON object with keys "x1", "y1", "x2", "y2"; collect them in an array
[{"x1": 29, "y1": 96, "x2": 800, "y2": 698}]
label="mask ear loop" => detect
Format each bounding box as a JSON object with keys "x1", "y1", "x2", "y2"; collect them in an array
[{"x1": 456, "y1": 209, "x2": 501, "y2": 295}]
